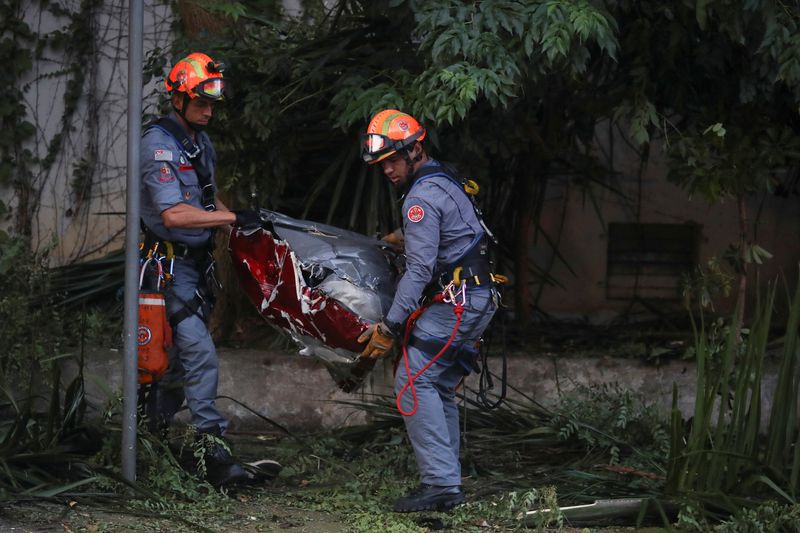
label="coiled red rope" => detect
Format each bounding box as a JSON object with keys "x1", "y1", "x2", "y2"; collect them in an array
[{"x1": 395, "y1": 295, "x2": 464, "y2": 417}]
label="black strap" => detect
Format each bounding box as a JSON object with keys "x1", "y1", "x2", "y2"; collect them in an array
[
  {"x1": 412, "y1": 163, "x2": 498, "y2": 246},
  {"x1": 168, "y1": 291, "x2": 206, "y2": 329},
  {"x1": 139, "y1": 225, "x2": 211, "y2": 262},
  {"x1": 149, "y1": 117, "x2": 216, "y2": 211},
  {"x1": 475, "y1": 306, "x2": 507, "y2": 410},
  {"x1": 407, "y1": 334, "x2": 478, "y2": 359}
]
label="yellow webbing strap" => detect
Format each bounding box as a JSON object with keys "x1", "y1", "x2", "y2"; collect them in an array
[
  {"x1": 452, "y1": 266, "x2": 464, "y2": 287},
  {"x1": 463, "y1": 179, "x2": 480, "y2": 195},
  {"x1": 490, "y1": 273, "x2": 508, "y2": 285}
]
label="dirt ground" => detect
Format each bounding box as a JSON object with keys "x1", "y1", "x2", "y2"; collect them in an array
[
  {"x1": 0, "y1": 500, "x2": 666, "y2": 533},
  {"x1": 0, "y1": 496, "x2": 346, "y2": 532}
]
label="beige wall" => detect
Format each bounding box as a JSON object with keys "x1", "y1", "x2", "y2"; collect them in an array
[
  {"x1": 11, "y1": 1, "x2": 173, "y2": 264},
  {"x1": 533, "y1": 127, "x2": 800, "y2": 322}
]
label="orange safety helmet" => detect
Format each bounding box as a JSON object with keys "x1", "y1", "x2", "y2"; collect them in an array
[
  {"x1": 361, "y1": 109, "x2": 426, "y2": 164},
  {"x1": 165, "y1": 52, "x2": 226, "y2": 101}
]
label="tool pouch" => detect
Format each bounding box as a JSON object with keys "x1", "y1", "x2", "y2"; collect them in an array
[{"x1": 137, "y1": 291, "x2": 172, "y2": 384}]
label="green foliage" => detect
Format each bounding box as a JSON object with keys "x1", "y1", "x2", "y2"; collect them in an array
[
  {"x1": 2, "y1": 0, "x2": 102, "y2": 234},
  {"x1": 0, "y1": 233, "x2": 65, "y2": 381},
  {"x1": 169, "y1": 0, "x2": 621, "y2": 220},
  {"x1": 668, "y1": 119, "x2": 800, "y2": 205},
  {"x1": 132, "y1": 432, "x2": 232, "y2": 516},
  {"x1": 678, "y1": 501, "x2": 800, "y2": 533},
  {"x1": 667, "y1": 275, "x2": 800, "y2": 520},
  {"x1": 0, "y1": 234, "x2": 224, "y2": 516},
  {"x1": 411, "y1": 0, "x2": 618, "y2": 118},
  {"x1": 682, "y1": 257, "x2": 734, "y2": 311},
  {"x1": 479, "y1": 486, "x2": 563, "y2": 532},
  {"x1": 714, "y1": 501, "x2": 800, "y2": 533},
  {"x1": 259, "y1": 424, "x2": 569, "y2": 532},
  {"x1": 553, "y1": 382, "x2": 670, "y2": 471},
  {"x1": 0, "y1": 233, "x2": 100, "y2": 498},
  {"x1": 0, "y1": 0, "x2": 36, "y2": 233}
]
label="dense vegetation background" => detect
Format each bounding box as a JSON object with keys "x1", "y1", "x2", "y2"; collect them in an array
[{"x1": 2, "y1": 1, "x2": 800, "y2": 530}]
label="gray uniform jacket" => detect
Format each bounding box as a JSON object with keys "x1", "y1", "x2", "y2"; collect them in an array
[
  {"x1": 385, "y1": 159, "x2": 486, "y2": 329},
  {"x1": 140, "y1": 112, "x2": 218, "y2": 247}
]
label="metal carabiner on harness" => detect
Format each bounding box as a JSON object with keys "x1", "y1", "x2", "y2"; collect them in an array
[{"x1": 441, "y1": 280, "x2": 467, "y2": 307}]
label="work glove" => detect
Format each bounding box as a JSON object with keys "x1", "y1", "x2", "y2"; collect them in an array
[
  {"x1": 233, "y1": 209, "x2": 263, "y2": 228},
  {"x1": 358, "y1": 321, "x2": 395, "y2": 359}
]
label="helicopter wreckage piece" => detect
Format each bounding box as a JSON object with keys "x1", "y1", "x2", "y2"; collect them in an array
[{"x1": 228, "y1": 210, "x2": 399, "y2": 392}]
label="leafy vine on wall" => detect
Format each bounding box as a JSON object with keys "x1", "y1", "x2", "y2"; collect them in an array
[{"x1": 3, "y1": 0, "x2": 173, "y2": 263}]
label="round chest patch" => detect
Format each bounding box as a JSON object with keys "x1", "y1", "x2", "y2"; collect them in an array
[
  {"x1": 137, "y1": 325, "x2": 152, "y2": 346},
  {"x1": 407, "y1": 205, "x2": 425, "y2": 223}
]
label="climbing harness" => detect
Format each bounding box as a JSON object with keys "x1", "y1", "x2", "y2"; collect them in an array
[
  {"x1": 395, "y1": 281, "x2": 466, "y2": 417},
  {"x1": 140, "y1": 227, "x2": 218, "y2": 326},
  {"x1": 394, "y1": 162, "x2": 510, "y2": 414}
]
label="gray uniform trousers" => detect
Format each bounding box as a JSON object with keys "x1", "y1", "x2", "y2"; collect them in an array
[
  {"x1": 159, "y1": 256, "x2": 228, "y2": 433},
  {"x1": 394, "y1": 285, "x2": 496, "y2": 487}
]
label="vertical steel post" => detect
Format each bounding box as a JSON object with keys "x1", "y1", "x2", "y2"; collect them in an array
[{"x1": 122, "y1": 0, "x2": 144, "y2": 482}]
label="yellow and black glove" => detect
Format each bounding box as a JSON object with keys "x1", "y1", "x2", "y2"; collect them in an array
[{"x1": 358, "y1": 321, "x2": 395, "y2": 359}]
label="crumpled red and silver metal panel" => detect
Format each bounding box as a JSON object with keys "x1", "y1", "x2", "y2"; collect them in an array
[{"x1": 228, "y1": 209, "x2": 399, "y2": 391}]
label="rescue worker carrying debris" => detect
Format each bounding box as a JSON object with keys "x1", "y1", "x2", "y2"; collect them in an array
[
  {"x1": 357, "y1": 109, "x2": 499, "y2": 512},
  {"x1": 139, "y1": 52, "x2": 264, "y2": 488}
]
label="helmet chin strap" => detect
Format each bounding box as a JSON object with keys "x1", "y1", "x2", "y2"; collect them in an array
[
  {"x1": 173, "y1": 94, "x2": 207, "y2": 132},
  {"x1": 402, "y1": 144, "x2": 423, "y2": 187}
]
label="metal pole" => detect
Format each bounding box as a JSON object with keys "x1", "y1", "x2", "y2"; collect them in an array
[{"x1": 122, "y1": 0, "x2": 144, "y2": 482}]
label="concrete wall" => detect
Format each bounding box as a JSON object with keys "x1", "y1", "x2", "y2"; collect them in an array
[
  {"x1": 532, "y1": 125, "x2": 800, "y2": 322},
  {"x1": 15, "y1": 1, "x2": 173, "y2": 263},
  {"x1": 77, "y1": 347, "x2": 781, "y2": 433}
]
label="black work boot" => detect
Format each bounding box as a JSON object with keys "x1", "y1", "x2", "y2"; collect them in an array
[
  {"x1": 393, "y1": 484, "x2": 465, "y2": 512},
  {"x1": 196, "y1": 427, "x2": 253, "y2": 488}
]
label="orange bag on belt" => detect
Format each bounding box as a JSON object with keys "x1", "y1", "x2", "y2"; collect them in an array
[{"x1": 137, "y1": 292, "x2": 172, "y2": 384}]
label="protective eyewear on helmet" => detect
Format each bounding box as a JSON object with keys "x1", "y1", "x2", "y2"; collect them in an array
[
  {"x1": 194, "y1": 78, "x2": 226, "y2": 101},
  {"x1": 364, "y1": 133, "x2": 390, "y2": 155},
  {"x1": 361, "y1": 130, "x2": 424, "y2": 163},
  {"x1": 361, "y1": 134, "x2": 392, "y2": 163}
]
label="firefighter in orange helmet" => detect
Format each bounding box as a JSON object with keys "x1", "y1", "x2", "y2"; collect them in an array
[
  {"x1": 164, "y1": 52, "x2": 226, "y2": 130},
  {"x1": 361, "y1": 109, "x2": 427, "y2": 188},
  {"x1": 140, "y1": 52, "x2": 268, "y2": 487},
  {"x1": 358, "y1": 109, "x2": 498, "y2": 512}
]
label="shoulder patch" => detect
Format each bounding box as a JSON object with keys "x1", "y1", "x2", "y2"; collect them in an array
[
  {"x1": 154, "y1": 149, "x2": 173, "y2": 161},
  {"x1": 407, "y1": 205, "x2": 425, "y2": 223},
  {"x1": 158, "y1": 164, "x2": 174, "y2": 182}
]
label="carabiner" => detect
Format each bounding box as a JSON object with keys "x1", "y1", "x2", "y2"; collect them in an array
[{"x1": 441, "y1": 280, "x2": 467, "y2": 307}]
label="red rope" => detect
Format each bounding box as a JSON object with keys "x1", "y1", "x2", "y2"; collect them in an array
[{"x1": 395, "y1": 301, "x2": 464, "y2": 417}]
